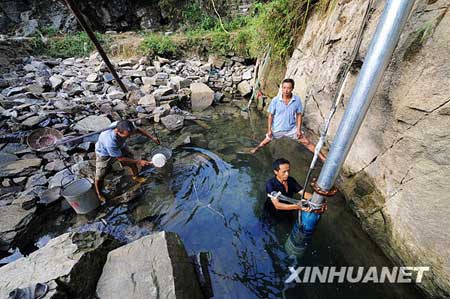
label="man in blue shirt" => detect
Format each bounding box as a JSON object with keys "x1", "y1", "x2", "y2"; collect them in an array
[
  {"x1": 250, "y1": 79, "x2": 326, "y2": 161},
  {"x1": 94, "y1": 120, "x2": 160, "y2": 202}
]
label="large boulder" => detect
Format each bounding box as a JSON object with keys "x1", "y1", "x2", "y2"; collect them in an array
[
  {"x1": 285, "y1": 1, "x2": 450, "y2": 297},
  {"x1": 0, "y1": 158, "x2": 41, "y2": 178},
  {"x1": 74, "y1": 115, "x2": 111, "y2": 132},
  {"x1": 190, "y1": 83, "x2": 214, "y2": 112},
  {"x1": 96, "y1": 231, "x2": 203, "y2": 299},
  {"x1": 0, "y1": 232, "x2": 120, "y2": 299},
  {"x1": 0, "y1": 204, "x2": 36, "y2": 251}
]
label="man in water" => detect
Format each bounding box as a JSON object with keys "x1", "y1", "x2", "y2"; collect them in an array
[
  {"x1": 265, "y1": 158, "x2": 326, "y2": 217},
  {"x1": 94, "y1": 120, "x2": 160, "y2": 203},
  {"x1": 251, "y1": 78, "x2": 326, "y2": 161}
]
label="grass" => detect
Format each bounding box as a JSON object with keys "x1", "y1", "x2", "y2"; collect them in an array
[
  {"x1": 139, "y1": 33, "x2": 179, "y2": 58},
  {"x1": 31, "y1": 29, "x2": 110, "y2": 58}
]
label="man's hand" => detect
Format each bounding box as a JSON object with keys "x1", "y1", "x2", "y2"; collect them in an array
[
  {"x1": 301, "y1": 205, "x2": 312, "y2": 212},
  {"x1": 137, "y1": 160, "x2": 152, "y2": 167},
  {"x1": 297, "y1": 130, "x2": 303, "y2": 139},
  {"x1": 267, "y1": 130, "x2": 273, "y2": 139},
  {"x1": 153, "y1": 137, "x2": 161, "y2": 145},
  {"x1": 98, "y1": 194, "x2": 106, "y2": 204}
]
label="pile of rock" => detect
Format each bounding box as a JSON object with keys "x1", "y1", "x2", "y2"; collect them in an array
[{"x1": 0, "y1": 53, "x2": 254, "y2": 253}]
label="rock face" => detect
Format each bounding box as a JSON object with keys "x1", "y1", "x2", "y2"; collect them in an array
[
  {"x1": 190, "y1": 83, "x2": 214, "y2": 111},
  {"x1": 96, "y1": 231, "x2": 203, "y2": 299},
  {"x1": 0, "y1": 231, "x2": 120, "y2": 299},
  {"x1": 284, "y1": 0, "x2": 450, "y2": 297},
  {"x1": 0, "y1": 0, "x2": 257, "y2": 35}
]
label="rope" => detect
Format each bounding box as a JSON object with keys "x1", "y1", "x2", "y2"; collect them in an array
[
  {"x1": 210, "y1": 0, "x2": 230, "y2": 34},
  {"x1": 300, "y1": 0, "x2": 374, "y2": 203}
]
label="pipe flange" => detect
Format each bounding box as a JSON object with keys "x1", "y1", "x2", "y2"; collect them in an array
[{"x1": 311, "y1": 178, "x2": 338, "y2": 197}]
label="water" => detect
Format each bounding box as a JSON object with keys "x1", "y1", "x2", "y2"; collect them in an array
[
  {"x1": 130, "y1": 108, "x2": 424, "y2": 299},
  {"x1": 7, "y1": 106, "x2": 424, "y2": 298}
]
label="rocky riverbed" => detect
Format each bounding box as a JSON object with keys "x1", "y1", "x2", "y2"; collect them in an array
[{"x1": 0, "y1": 52, "x2": 257, "y2": 298}]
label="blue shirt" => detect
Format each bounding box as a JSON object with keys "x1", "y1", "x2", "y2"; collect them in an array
[
  {"x1": 267, "y1": 95, "x2": 303, "y2": 132},
  {"x1": 95, "y1": 129, "x2": 127, "y2": 157}
]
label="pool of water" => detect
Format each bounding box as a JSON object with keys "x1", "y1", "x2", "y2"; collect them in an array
[
  {"x1": 11, "y1": 106, "x2": 425, "y2": 298},
  {"x1": 130, "y1": 109, "x2": 424, "y2": 299}
]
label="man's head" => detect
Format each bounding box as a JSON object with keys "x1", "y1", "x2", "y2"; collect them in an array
[
  {"x1": 272, "y1": 158, "x2": 290, "y2": 181},
  {"x1": 281, "y1": 78, "x2": 294, "y2": 98},
  {"x1": 115, "y1": 120, "x2": 136, "y2": 138}
]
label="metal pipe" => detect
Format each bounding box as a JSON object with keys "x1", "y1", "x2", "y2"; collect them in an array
[
  {"x1": 310, "y1": 0, "x2": 415, "y2": 207},
  {"x1": 286, "y1": 0, "x2": 415, "y2": 256},
  {"x1": 63, "y1": 0, "x2": 128, "y2": 94}
]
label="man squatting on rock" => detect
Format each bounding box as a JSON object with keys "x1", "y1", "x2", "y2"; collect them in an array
[
  {"x1": 94, "y1": 120, "x2": 160, "y2": 203},
  {"x1": 251, "y1": 78, "x2": 326, "y2": 161}
]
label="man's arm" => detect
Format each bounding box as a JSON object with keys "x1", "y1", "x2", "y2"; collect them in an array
[
  {"x1": 296, "y1": 113, "x2": 303, "y2": 138},
  {"x1": 136, "y1": 128, "x2": 160, "y2": 144},
  {"x1": 117, "y1": 156, "x2": 152, "y2": 167},
  {"x1": 270, "y1": 197, "x2": 312, "y2": 211},
  {"x1": 267, "y1": 113, "x2": 274, "y2": 137}
]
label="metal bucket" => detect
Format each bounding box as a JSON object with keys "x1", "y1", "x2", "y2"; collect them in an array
[{"x1": 61, "y1": 178, "x2": 99, "y2": 214}]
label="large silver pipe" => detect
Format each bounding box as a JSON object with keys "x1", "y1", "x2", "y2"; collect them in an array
[{"x1": 310, "y1": 0, "x2": 415, "y2": 206}]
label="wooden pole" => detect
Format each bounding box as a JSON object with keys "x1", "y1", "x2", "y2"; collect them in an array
[{"x1": 63, "y1": 0, "x2": 128, "y2": 94}]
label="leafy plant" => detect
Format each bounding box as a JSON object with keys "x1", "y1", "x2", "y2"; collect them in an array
[
  {"x1": 31, "y1": 31, "x2": 109, "y2": 58},
  {"x1": 139, "y1": 33, "x2": 178, "y2": 57}
]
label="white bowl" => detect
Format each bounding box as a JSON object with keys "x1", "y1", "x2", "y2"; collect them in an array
[{"x1": 152, "y1": 153, "x2": 167, "y2": 168}]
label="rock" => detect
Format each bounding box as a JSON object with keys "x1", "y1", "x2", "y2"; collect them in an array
[
  {"x1": 171, "y1": 133, "x2": 191, "y2": 149},
  {"x1": 74, "y1": 115, "x2": 111, "y2": 132},
  {"x1": 0, "y1": 232, "x2": 120, "y2": 298},
  {"x1": 49, "y1": 75, "x2": 64, "y2": 90},
  {"x1": 13, "y1": 177, "x2": 27, "y2": 184},
  {"x1": 142, "y1": 76, "x2": 155, "y2": 86},
  {"x1": 145, "y1": 66, "x2": 157, "y2": 77},
  {"x1": 21, "y1": 115, "x2": 46, "y2": 127},
  {"x1": 208, "y1": 55, "x2": 225, "y2": 69},
  {"x1": 25, "y1": 172, "x2": 47, "y2": 189},
  {"x1": 108, "y1": 90, "x2": 126, "y2": 100},
  {"x1": 62, "y1": 58, "x2": 75, "y2": 66},
  {"x1": 284, "y1": 2, "x2": 450, "y2": 297},
  {"x1": 96, "y1": 232, "x2": 203, "y2": 299},
  {"x1": 0, "y1": 153, "x2": 18, "y2": 164},
  {"x1": 138, "y1": 95, "x2": 156, "y2": 107},
  {"x1": 81, "y1": 82, "x2": 102, "y2": 92},
  {"x1": 153, "y1": 87, "x2": 174, "y2": 99},
  {"x1": 242, "y1": 69, "x2": 253, "y2": 80},
  {"x1": 0, "y1": 159, "x2": 42, "y2": 178},
  {"x1": 113, "y1": 101, "x2": 128, "y2": 111},
  {"x1": 213, "y1": 91, "x2": 224, "y2": 103},
  {"x1": 161, "y1": 114, "x2": 184, "y2": 131},
  {"x1": 48, "y1": 169, "x2": 75, "y2": 189},
  {"x1": 4, "y1": 86, "x2": 27, "y2": 97},
  {"x1": 190, "y1": 83, "x2": 214, "y2": 112},
  {"x1": 237, "y1": 80, "x2": 252, "y2": 96},
  {"x1": 45, "y1": 160, "x2": 66, "y2": 172},
  {"x1": 86, "y1": 73, "x2": 99, "y2": 82},
  {"x1": 0, "y1": 204, "x2": 36, "y2": 250},
  {"x1": 232, "y1": 75, "x2": 242, "y2": 83}
]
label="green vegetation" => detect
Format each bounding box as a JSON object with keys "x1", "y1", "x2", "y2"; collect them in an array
[
  {"x1": 30, "y1": 1, "x2": 332, "y2": 62},
  {"x1": 175, "y1": 0, "x2": 328, "y2": 61},
  {"x1": 139, "y1": 33, "x2": 178, "y2": 57},
  {"x1": 31, "y1": 29, "x2": 110, "y2": 58}
]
